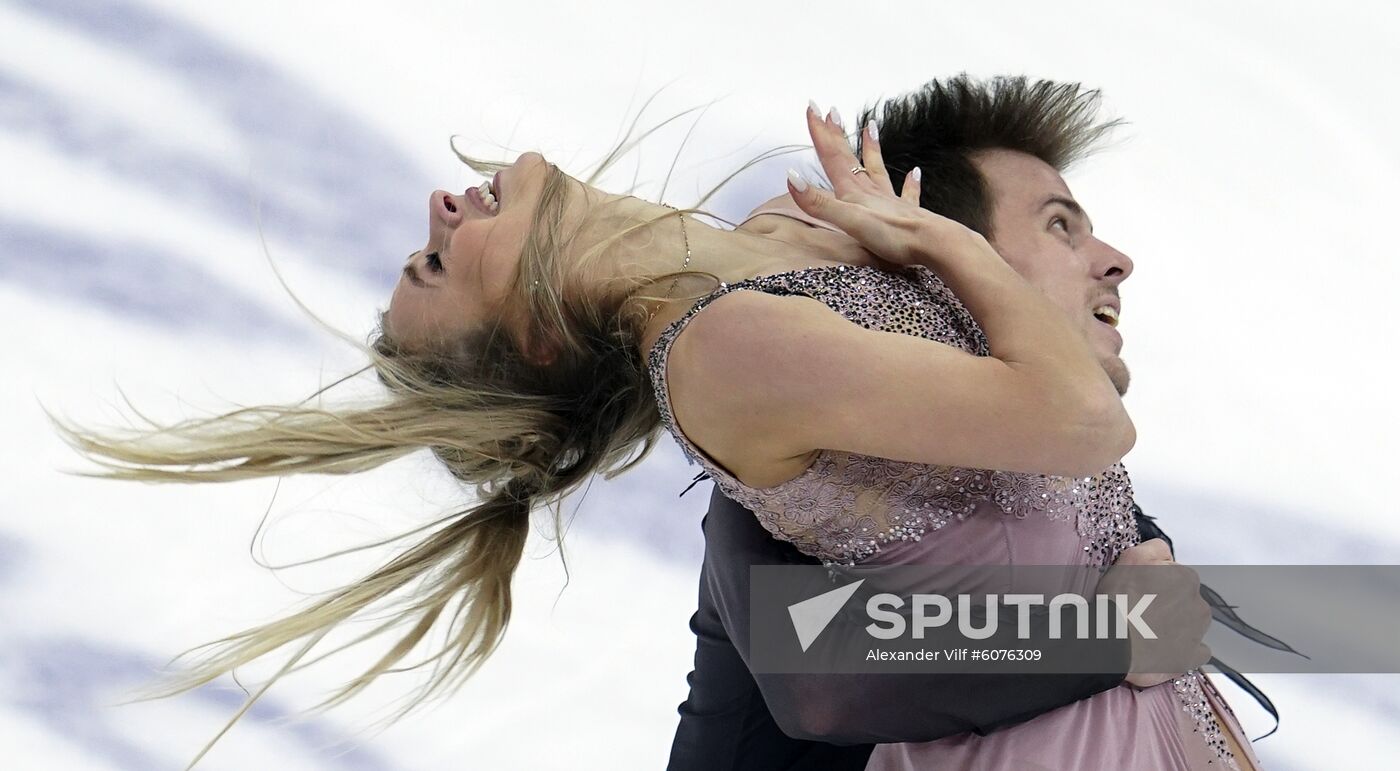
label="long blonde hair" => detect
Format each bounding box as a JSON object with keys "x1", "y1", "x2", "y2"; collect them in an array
[{"x1": 52, "y1": 117, "x2": 761, "y2": 762}]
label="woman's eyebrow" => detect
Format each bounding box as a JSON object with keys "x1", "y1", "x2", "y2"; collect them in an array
[{"x1": 402, "y1": 263, "x2": 427, "y2": 288}]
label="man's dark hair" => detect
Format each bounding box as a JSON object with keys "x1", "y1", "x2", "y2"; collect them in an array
[{"x1": 857, "y1": 74, "x2": 1123, "y2": 238}]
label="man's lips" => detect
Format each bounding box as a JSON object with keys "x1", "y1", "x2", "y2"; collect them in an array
[
  {"x1": 1094, "y1": 317, "x2": 1123, "y2": 352},
  {"x1": 1091, "y1": 296, "x2": 1120, "y2": 328}
]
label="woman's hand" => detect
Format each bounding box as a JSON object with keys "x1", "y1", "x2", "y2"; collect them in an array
[{"x1": 787, "y1": 103, "x2": 992, "y2": 269}]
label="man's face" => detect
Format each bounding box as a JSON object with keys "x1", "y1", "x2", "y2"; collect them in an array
[{"x1": 974, "y1": 149, "x2": 1135, "y2": 395}]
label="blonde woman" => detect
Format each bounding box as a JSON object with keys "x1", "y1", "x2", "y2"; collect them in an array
[{"x1": 66, "y1": 77, "x2": 1258, "y2": 769}]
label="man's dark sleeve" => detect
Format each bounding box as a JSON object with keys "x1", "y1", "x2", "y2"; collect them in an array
[
  {"x1": 666, "y1": 515, "x2": 873, "y2": 771},
  {"x1": 669, "y1": 487, "x2": 1133, "y2": 767}
]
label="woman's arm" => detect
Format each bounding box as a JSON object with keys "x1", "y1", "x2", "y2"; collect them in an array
[
  {"x1": 786, "y1": 110, "x2": 1132, "y2": 472},
  {"x1": 670, "y1": 276, "x2": 1131, "y2": 480},
  {"x1": 667, "y1": 112, "x2": 1132, "y2": 481}
]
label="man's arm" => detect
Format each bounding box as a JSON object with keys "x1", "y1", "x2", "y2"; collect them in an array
[
  {"x1": 671, "y1": 487, "x2": 1133, "y2": 752},
  {"x1": 667, "y1": 514, "x2": 873, "y2": 771}
]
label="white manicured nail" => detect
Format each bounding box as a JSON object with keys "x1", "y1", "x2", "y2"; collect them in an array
[
  {"x1": 912, "y1": 166, "x2": 922, "y2": 183},
  {"x1": 787, "y1": 168, "x2": 809, "y2": 193},
  {"x1": 829, "y1": 106, "x2": 843, "y2": 127},
  {"x1": 868, "y1": 119, "x2": 879, "y2": 142},
  {"x1": 808, "y1": 99, "x2": 821, "y2": 116}
]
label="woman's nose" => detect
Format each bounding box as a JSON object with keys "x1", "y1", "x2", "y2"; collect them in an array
[{"x1": 429, "y1": 189, "x2": 463, "y2": 229}]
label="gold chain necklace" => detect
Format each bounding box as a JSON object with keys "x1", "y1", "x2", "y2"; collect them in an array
[{"x1": 662, "y1": 207, "x2": 692, "y2": 299}]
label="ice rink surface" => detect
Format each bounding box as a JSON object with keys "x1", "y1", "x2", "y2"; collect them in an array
[{"x1": 2, "y1": 0, "x2": 1397, "y2": 768}]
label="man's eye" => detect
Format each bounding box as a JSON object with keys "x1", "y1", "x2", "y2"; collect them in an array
[
  {"x1": 425, "y1": 252, "x2": 443, "y2": 272},
  {"x1": 1050, "y1": 217, "x2": 1069, "y2": 232}
]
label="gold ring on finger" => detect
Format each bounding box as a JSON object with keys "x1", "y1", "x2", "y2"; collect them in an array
[{"x1": 850, "y1": 165, "x2": 868, "y2": 175}]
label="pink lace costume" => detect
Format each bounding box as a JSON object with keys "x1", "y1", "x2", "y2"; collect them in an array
[{"x1": 647, "y1": 261, "x2": 1260, "y2": 770}]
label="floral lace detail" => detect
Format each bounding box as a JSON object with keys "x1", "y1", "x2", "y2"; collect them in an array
[
  {"x1": 1174, "y1": 672, "x2": 1242, "y2": 769},
  {"x1": 646, "y1": 264, "x2": 1137, "y2": 566}
]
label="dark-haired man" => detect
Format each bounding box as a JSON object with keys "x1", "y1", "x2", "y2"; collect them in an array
[{"x1": 665, "y1": 76, "x2": 1258, "y2": 770}]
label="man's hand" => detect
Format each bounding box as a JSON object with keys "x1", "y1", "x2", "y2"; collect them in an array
[{"x1": 1098, "y1": 538, "x2": 1212, "y2": 689}]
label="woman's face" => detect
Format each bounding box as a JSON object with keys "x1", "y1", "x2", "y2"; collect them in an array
[{"x1": 385, "y1": 152, "x2": 557, "y2": 349}]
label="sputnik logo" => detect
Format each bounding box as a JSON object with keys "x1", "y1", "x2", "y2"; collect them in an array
[{"x1": 787, "y1": 579, "x2": 866, "y2": 652}]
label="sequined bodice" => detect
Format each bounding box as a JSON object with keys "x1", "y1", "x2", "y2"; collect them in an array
[{"x1": 646, "y1": 264, "x2": 1139, "y2": 567}]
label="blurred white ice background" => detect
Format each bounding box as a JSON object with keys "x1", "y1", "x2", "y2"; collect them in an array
[{"x1": 1, "y1": 0, "x2": 1397, "y2": 768}]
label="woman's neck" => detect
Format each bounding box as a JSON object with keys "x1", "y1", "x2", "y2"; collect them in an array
[
  {"x1": 589, "y1": 198, "x2": 849, "y2": 353},
  {"x1": 678, "y1": 212, "x2": 823, "y2": 282},
  {"x1": 589, "y1": 196, "x2": 834, "y2": 284}
]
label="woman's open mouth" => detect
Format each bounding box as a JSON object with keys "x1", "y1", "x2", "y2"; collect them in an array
[{"x1": 465, "y1": 178, "x2": 500, "y2": 216}]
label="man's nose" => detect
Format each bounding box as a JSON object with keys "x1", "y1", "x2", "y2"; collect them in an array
[{"x1": 1095, "y1": 238, "x2": 1134, "y2": 284}]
